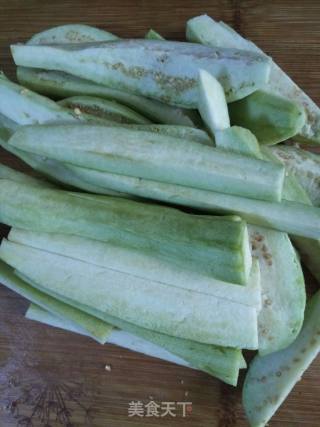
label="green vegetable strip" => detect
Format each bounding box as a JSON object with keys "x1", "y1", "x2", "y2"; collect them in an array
[
  {"x1": 8, "y1": 229, "x2": 261, "y2": 309},
  {"x1": 11, "y1": 40, "x2": 271, "y2": 106},
  {"x1": 186, "y1": 14, "x2": 320, "y2": 145},
  {"x1": 145, "y1": 29, "x2": 165, "y2": 40},
  {"x1": 0, "y1": 76, "x2": 116, "y2": 126},
  {"x1": 0, "y1": 240, "x2": 258, "y2": 348},
  {"x1": 58, "y1": 96, "x2": 151, "y2": 124},
  {"x1": 17, "y1": 272, "x2": 245, "y2": 385},
  {"x1": 0, "y1": 180, "x2": 251, "y2": 285},
  {"x1": 0, "y1": 163, "x2": 53, "y2": 188},
  {"x1": 16, "y1": 67, "x2": 200, "y2": 127},
  {"x1": 27, "y1": 24, "x2": 119, "y2": 45},
  {"x1": 243, "y1": 291, "x2": 320, "y2": 427},
  {"x1": 0, "y1": 260, "x2": 112, "y2": 343},
  {"x1": 9, "y1": 124, "x2": 285, "y2": 202}
]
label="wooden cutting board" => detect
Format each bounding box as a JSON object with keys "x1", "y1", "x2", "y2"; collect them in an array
[{"x1": 0, "y1": 1, "x2": 319, "y2": 426}]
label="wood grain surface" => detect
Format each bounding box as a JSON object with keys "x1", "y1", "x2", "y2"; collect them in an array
[{"x1": 0, "y1": 1, "x2": 319, "y2": 426}]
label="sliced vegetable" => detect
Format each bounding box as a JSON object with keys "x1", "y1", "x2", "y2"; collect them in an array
[
  {"x1": 9, "y1": 124, "x2": 285, "y2": 202},
  {"x1": 9, "y1": 229, "x2": 261, "y2": 310},
  {"x1": 186, "y1": 14, "x2": 320, "y2": 144},
  {"x1": 198, "y1": 69, "x2": 230, "y2": 135},
  {"x1": 215, "y1": 126, "x2": 263, "y2": 159},
  {"x1": 26, "y1": 303, "x2": 191, "y2": 368},
  {"x1": 229, "y1": 91, "x2": 306, "y2": 145},
  {"x1": 0, "y1": 76, "x2": 115, "y2": 126},
  {"x1": 145, "y1": 29, "x2": 165, "y2": 40},
  {"x1": 11, "y1": 40, "x2": 271, "y2": 106},
  {"x1": 0, "y1": 239, "x2": 259, "y2": 348},
  {"x1": 28, "y1": 24, "x2": 119, "y2": 45},
  {"x1": 16, "y1": 67, "x2": 200, "y2": 126},
  {"x1": 0, "y1": 163, "x2": 53, "y2": 188},
  {"x1": 0, "y1": 180, "x2": 252, "y2": 285},
  {"x1": 243, "y1": 291, "x2": 320, "y2": 427},
  {"x1": 270, "y1": 145, "x2": 320, "y2": 207},
  {"x1": 58, "y1": 95, "x2": 151, "y2": 124},
  {"x1": 0, "y1": 260, "x2": 112, "y2": 343}
]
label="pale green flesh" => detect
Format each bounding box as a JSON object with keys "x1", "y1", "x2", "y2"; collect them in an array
[
  {"x1": 0, "y1": 239, "x2": 258, "y2": 349},
  {"x1": 11, "y1": 40, "x2": 271, "y2": 106},
  {"x1": 249, "y1": 225, "x2": 306, "y2": 355},
  {"x1": 17, "y1": 67, "x2": 200, "y2": 127},
  {"x1": 198, "y1": 69, "x2": 230, "y2": 135},
  {"x1": 0, "y1": 163, "x2": 52, "y2": 188},
  {"x1": 27, "y1": 24, "x2": 119, "y2": 45},
  {"x1": 186, "y1": 15, "x2": 320, "y2": 144},
  {"x1": 228, "y1": 90, "x2": 306, "y2": 145},
  {"x1": 8, "y1": 229, "x2": 261, "y2": 309},
  {"x1": 0, "y1": 180, "x2": 251, "y2": 285},
  {"x1": 243, "y1": 291, "x2": 320, "y2": 427},
  {"x1": 270, "y1": 145, "x2": 320, "y2": 207},
  {"x1": 58, "y1": 95, "x2": 151, "y2": 124},
  {"x1": 0, "y1": 261, "x2": 243, "y2": 383},
  {"x1": 9, "y1": 124, "x2": 285, "y2": 202},
  {"x1": 145, "y1": 29, "x2": 165, "y2": 40},
  {"x1": 0, "y1": 76, "x2": 116, "y2": 126},
  {"x1": 212, "y1": 126, "x2": 306, "y2": 354},
  {"x1": 215, "y1": 126, "x2": 263, "y2": 159},
  {"x1": 18, "y1": 275, "x2": 244, "y2": 385},
  {"x1": 0, "y1": 260, "x2": 112, "y2": 343}
]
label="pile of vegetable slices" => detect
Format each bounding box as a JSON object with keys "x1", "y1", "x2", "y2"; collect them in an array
[{"x1": 0, "y1": 14, "x2": 320, "y2": 427}]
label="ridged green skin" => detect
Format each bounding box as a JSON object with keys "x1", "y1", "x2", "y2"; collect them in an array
[
  {"x1": 186, "y1": 14, "x2": 320, "y2": 145},
  {"x1": 0, "y1": 260, "x2": 112, "y2": 343},
  {"x1": 229, "y1": 90, "x2": 306, "y2": 145},
  {"x1": 0, "y1": 180, "x2": 251, "y2": 285},
  {"x1": 0, "y1": 240, "x2": 258, "y2": 348},
  {"x1": 58, "y1": 95, "x2": 151, "y2": 124},
  {"x1": 11, "y1": 40, "x2": 271, "y2": 106},
  {"x1": 270, "y1": 145, "x2": 320, "y2": 206},
  {"x1": 9, "y1": 124, "x2": 285, "y2": 202},
  {"x1": 22, "y1": 284, "x2": 244, "y2": 386},
  {"x1": 243, "y1": 291, "x2": 320, "y2": 427},
  {"x1": 17, "y1": 67, "x2": 200, "y2": 127}
]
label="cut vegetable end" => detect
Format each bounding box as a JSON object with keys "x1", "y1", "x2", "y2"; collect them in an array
[{"x1": 198, "y1": 69, "x2": 230, "y2": 136}]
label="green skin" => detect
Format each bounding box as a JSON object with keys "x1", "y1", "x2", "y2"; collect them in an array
[
  {"x1": 11, "y1": 40, "x2": 271, "y2": 107},
  {"x1": 8, "y1": 124, "x2": 285, "y2": 202},
  {"x1": 0, "y1": 180, "x2": 251, "y2": 285},
  {"x1": 229, "y1": 90, "x2": 306, "y2": 145},
  {"x1": 243, "y1": 290, "x2": 320, "y2": 427}
]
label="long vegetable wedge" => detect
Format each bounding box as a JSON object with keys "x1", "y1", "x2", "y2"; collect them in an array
[
  {"x1": 27, "y1": 24, "x2": 119, "y2": 45},
  {"x1": 9, "y1": 124, "x2": 285, "y2": 202},
  {"x1": 243, "y1": 291, "x2": 320, "y2": 427},
  {"x1": 0, "y1": 180, "x2": 252, "y2": 285},
  {"x1": 0, "y1": 75, "x2": 115, "y2": 126},
  {"x1": 0, "y1": 260, "x2": 112, "y2": 343},
  {"x1": 0, "y1": 163, "x2": 53, "y2": 188},
  {"x1": 186, "y1": 15, "x2": 320, "y2": 144},
  {"x1": 54, "y1": 162, "x2": 320, "y2": 239},
  {"x1": 228, "y1": 90, "x2": 306, "y2": 145},
  {"x1": 209, "y1": 117, "x2": 306, "y2": 354},
  {"x1": 25, "y1": 304, "x2": 191, "y2": 368},
  {"x1": 0, "y1": 239, "x2": 258, "y2": 348},
  {"x1": 270, "y1": 145, "x2": 320, "y2": 207},
  {"x1": 0, "y1": 258, "x2": 245, "y2": 383},
  {"x1": 16, "y1": 67, "x2": 200, "y2": 127},
  {"x1": 9, "y1": 229, "x2": 261, "y2": 310},
  {"x1": 24, "y1": 296, "x2": 245, "y2": 386},
  {"x1": 58, "y1": 95, "x2": 151, "y2": 124},
  {"x1": 11, "y1": 40, "x2": 271, "y2": 106}
]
